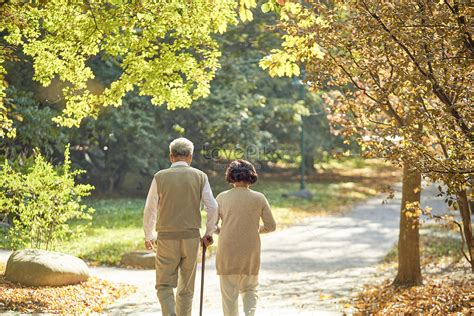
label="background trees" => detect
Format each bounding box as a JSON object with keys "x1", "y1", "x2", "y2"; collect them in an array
[
  {"x1": 0, "y1": 3, "x2": 347, "y2": 193},
  {"x1": 0, "y1": 0, "x2": 257, "y2": 136}
]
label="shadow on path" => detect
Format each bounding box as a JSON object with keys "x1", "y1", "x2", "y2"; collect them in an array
[{"x1": 0, "y1": 183, "x2": 454, "y2": 315}]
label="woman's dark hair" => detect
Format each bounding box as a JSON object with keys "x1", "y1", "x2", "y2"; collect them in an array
[{"x1": 225, "y1": 160, "x2": 258, "y2": 184}]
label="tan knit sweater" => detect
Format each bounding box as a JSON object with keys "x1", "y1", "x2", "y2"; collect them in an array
[{"x1": 215, "y1": 187, "x2": 276, "y2": 275}]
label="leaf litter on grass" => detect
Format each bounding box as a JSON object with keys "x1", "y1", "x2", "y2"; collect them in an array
[
  {"x1": 346, "y1": 224, "x2": 474, "y2": 315},
  {"x1": 0, "y1": 276, "x2": 136, "y2": 314},
  {"x1": 351, "y1": 276, "x2": 473, "y2": 314}
]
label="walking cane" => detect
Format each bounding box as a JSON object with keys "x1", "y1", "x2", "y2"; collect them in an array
[{"x1": 199, "y1": 239, "x2": 207, "y2": 316}]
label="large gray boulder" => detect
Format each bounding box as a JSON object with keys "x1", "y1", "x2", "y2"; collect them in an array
[
  {"x1": 5, "y1": 249, "x2": 89, "y2": 286},
  {"x1": 121, "y1": 250, "x2": 155, "y2": 269}
]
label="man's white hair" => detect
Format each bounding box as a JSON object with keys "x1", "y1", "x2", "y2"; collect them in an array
[{"x1": 169, "y1": 137, "x2": 194, "y2": 157}]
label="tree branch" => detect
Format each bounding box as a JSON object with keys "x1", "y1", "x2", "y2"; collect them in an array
[
  {"x1": 328, "y1": 50, "x2": 405, "y2": 127},
  {"x1": 425, "y1": 211, "x2": 472, "y2": 264},
  {"x1": 445, "y1": 0, "x2": 474, "y2": 56}
]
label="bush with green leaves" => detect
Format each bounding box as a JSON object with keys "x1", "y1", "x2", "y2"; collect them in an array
[{"x1": 0, "y1": 145, "x2": 94, "y2": 250}]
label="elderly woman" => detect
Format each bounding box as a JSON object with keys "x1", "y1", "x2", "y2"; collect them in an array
[{"x1": 216, "y1": 159, "x2": 276, "y2": 316}]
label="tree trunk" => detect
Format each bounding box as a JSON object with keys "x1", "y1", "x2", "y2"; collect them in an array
[
  {"x1": 456, "y1": 189, "x2": 474, "y2": 272},
  {"x1": 114, "y1": 171, "x2": 126, "y2": 194},
  {"x1": 393, "y1": 163, "x2": 423, "y2": 287},
  {"x1": 469, "y1": 176, "x2": 474, "y2": 215},
  {"x1": 108, "y1": 176, "x2": 115, "y2": 195}
]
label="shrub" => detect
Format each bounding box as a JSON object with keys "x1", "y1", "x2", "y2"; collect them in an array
[{"x1": 0, "y1": 145, "x2": 94, "y2": 250}]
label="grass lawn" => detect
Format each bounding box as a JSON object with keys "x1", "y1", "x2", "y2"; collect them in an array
[
  {"x1": 382, "y1": 223, "x2": 470, "y2": 266},
  {"x1": 55, "y1": 199, "x2": 146, "y2": 266},
  {"x1": 4, "y1": 158, "x2": 400, "y2": 266}
]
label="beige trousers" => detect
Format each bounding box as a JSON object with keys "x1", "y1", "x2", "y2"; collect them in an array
[
  {"x1": 155, "y1": 237, "x2": 200, "y2": 316},
  {"x1": 219, "y1": 274, "x2": 258, "y2": 316}
]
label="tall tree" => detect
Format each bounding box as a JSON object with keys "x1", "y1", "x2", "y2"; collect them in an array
[
  {"x1": 260, "y1": 0, "x2": 473, "y2": 283},
  {"x1": 0, "y1": 0, "x2": 259, "y2": 137}
]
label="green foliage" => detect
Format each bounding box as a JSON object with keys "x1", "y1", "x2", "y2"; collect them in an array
[
  {"x1": 172, "y1": 7, "x2": 346, "y2": 168},
  {"x1": 0, "y1": 87, "x2": 68, "y2": 161},
  {"x1": 69, "y1": 94, "x2": 168, "y2": 193},
  {"x1": 1, "y1": 7, "x2": 348, "y2": 194},
  {"x1": 0, "y1": 45, "x2": 14, "y2": 138},
  {"x1": 0, "y1": 146, "x2": 94, "y2": 250},
  {"x1": 0, "y1": 0, "x2": 260, "y2": 136}
]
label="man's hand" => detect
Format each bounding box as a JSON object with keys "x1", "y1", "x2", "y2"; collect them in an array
[
  {"x1": 202, "y1": 235, "x2": 213, "y2": 247},
  {"x1": 145, "y1": 240, "x2": 155, "y2": 250}
]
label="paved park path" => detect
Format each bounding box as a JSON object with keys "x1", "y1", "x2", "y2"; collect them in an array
[
  {"x1": 94, "y1": 184, "x2": 448, "y2": 315},
  {"x1": 0, "y1": 184, "x2": 449, "y2": 315}
]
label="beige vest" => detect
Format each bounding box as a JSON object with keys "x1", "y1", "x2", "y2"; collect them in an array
[{"x1": 154, "y1": 165, "x2": 206, "y2": 240}]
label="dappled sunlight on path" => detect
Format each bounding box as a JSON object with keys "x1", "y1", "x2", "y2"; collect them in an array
[
  {"x1": 99, "y1": 183, "x2": 449, "y2": 314},
  {"x1": 0, "y1": 184, "x2": 450, "y2": 315}
]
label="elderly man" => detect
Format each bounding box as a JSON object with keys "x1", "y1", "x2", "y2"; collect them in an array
[{"x1": 143, "y1": 137, "x2": 218, "y2": 316}]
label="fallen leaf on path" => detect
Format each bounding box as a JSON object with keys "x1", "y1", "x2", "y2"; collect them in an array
[{"x1": 319, "y1": 293, "x2": 333, "y2": 300}]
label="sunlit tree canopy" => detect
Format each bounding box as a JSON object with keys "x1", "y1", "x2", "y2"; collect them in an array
[
  {"x1": 0, "y1": 0, "x2": 257, "y2": 136},
  {"x1": 260, "y1": 0, "x2": 473, "y2": 190}
]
